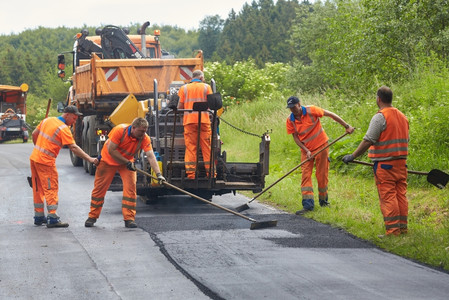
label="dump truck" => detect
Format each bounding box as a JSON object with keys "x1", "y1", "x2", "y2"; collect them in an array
[
  {"x1": 0, "y1": 83, "x2": 29, "y2": 143},
  {"x1": 57, "y1": 22, "x2": 270, "y2": 201}
]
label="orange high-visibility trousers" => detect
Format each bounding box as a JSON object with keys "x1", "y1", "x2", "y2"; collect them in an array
[
  {"x1": 88, "y1": 161, "x2": 138, "y2": 221},
  {"x1": 373, "y1": 159, "x2": 408, "y2": 235},
  {"x1": 300, "y1": 146, "x2": 329, "y2": 210},
  {"x1": 30, "y1": 160, "x2": 60, "y2": 219},
  {"x1": 184, "y1": 123, "x2": 212, "y2": 179}
]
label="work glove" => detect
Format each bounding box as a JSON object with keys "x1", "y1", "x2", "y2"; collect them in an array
[
  {"x1": 126, "y1": 161, "x2": 137, "y2": 171},
  {"x1": 156, "y1": 173, "x2": 166, "y2": 184},
  {"x1": 342, "y1": 154, "x2": 354, "y2": 164}
]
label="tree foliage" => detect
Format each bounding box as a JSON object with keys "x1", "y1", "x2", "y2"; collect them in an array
[
  {"x1": 213, "y1": 0, "x2": 302, "y2": 66},
  {"x1": 198, "y1": 15, "x2": 225, "y2": 59},
  {"x1": 289, "y1": 0, "x2": 449, "y2": 93}
]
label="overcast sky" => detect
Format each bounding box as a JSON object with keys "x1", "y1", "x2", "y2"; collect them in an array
[{"x1": 0, "y1": 0, "x2": 251, "y2": 35}]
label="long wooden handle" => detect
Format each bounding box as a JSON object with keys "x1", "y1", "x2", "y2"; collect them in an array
[
  {"x1": 351, "y1": 160, "x2": 428, "y2": 175},
  {"x1": 248, "y1": 132, "x2": 350, "y2": 203},
  {"x1": 45, "y1": 98, "x2": 52, "y2": 118},
  {"x1": 136, "y1": 168, "x2": 257, "y2": 222}
]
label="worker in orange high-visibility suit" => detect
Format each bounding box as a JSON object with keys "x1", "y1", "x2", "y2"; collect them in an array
[
  {"x1": 30, "y1": 105, "x2": 98, "y2": 228},
  {"x1": 343, "y1": 86, "x2": 409, "y2": 237},
  {"x1": 286, "y1": 96, "x2": 354, "y2": 215},
  {"x1": 177, "y1": 70, "x2": 213, "y2": 179},
  {"x1": 85, "y1": 117, "x2": 164, "y2": 228}
]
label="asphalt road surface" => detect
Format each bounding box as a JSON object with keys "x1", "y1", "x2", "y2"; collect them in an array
[{"x1": 1, "y1": 143, "x2": 449, "y2": 299}]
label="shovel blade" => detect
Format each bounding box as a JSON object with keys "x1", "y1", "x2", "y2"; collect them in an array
[
  {"x1": 235, "y1": 203, "x2": 250, "y2": 212},
  {"x1": 427, "y1": 169, "x2": 449, "y2": 189},
  {"x1": 250, "y1": 220, "x2": 278, "y2": 230}
]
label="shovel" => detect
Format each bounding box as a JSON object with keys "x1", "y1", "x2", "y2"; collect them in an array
[
  {"x1": 350, "y1": 160, "x2": 448, "y2": 189},
  {"x1": 235, "y1": 132, "x2": 349, "y2": 212},
  {"x1": 136, "y1": 168, "x2": 277, "y2": 230}
]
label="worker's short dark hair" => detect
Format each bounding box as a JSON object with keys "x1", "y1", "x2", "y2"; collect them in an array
[
  {"x1": 132, "y1": 117, "x2": 149, "y2": 128},
  {"x1": 377, "y1": 86, "x2": 393, "y2": 104}
]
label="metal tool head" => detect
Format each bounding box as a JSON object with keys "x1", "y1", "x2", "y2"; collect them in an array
[
  {"x1": 235, "y1": 203, "x2": 250, "y2": 212},
  {"x1": 427, "y1": 169, "x2": 449, "y2": 189},
  {"x1": 250, "y1": 220, "x2": 278, "y2": 230}
]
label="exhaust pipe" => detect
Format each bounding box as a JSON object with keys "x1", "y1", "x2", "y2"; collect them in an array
[{"x1": 138, "y1": 21, "x2": 150, "y2": 58}]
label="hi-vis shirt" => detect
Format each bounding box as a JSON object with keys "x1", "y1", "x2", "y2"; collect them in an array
[
  {"x1": 178, "y1": 80, "x2": 213, "y2": 125},
  {"x1": 30, "y1": 117, "x2": 75, "y2": 166},
  {"x1": 368, "y1": 107, "x2": 409, "y2": 161},
  {"x1": 101, "y1": 124, "x2": 153, "y2": 166},
  {"x1": 286, "y1": 105, "x2": 328, "y2": 151}
]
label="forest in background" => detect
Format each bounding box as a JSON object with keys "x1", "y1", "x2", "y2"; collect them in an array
[{"x1": 0, "y1": 0, "x2": 448, "y2": 168}]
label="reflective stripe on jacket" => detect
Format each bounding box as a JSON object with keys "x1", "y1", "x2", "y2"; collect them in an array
[
  {"x1": 178, "y1": 81, "x2": 212, "y2": 125},
  {"x1": 30, "y1": 117, "x2": 74, "y2": 165},
  {"x1": 286, "y1": 105, "x2": 328, "y2": 151},
  {"x1": 368, "y1": 107, "x2": 409, "y2": 159}
]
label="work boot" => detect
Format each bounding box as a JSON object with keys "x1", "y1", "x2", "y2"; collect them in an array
[
  {"x1": 124, "y1": 220, "x2": 137, "y2": 228},
  {"x1": 295, "y1": 209, "x2": 312, "y2": 215},
  {"x1": 46, "y1": 217, "x2": 69, "y2": 228},
  {"x1": 34, "y1": 216, "x2": 47, "y2": 226},
  {"x1": 85, "y1": 218, "x2": 97, "y2": 227},
  {"x1": 319, "y1": 199, "x2": 330, "y2": 207}
]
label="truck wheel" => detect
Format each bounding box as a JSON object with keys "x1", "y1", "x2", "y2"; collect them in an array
[
  {"x1": 87, "y1": 161, "x2": 96, "y2": 175},
  {"x1": 83, "y1": 158, "x2": 89, "y2": 172},
  {"x1": 70, "y1": 150, "x2": 83, "y2": 167}
]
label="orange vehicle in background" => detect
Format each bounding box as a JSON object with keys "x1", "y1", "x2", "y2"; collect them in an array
[
  {"x1": 0, "y1": 83, "x2": 29, "y2": 143},
  {"x1": 57, "y1": 21, "x2": 270, "y2": 202}
]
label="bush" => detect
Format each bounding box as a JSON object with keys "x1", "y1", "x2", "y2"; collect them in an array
[{"x1": 204, "y1": 60, "x2": 292, "y2": 107}]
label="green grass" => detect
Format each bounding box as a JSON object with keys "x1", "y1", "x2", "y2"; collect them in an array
[{"x1": 220, "y1": 95, "x2": 449, "y2": 272}]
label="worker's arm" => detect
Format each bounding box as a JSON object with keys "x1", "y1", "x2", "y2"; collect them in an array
[
  {"x1": 67, "y1": 143, "x2": 98, "y2": 165},
  {"x1": 323, "y1": 110, "x2": 355, "y2": 134},
  {"x1": 292, "y1": 134, "x2": 312, "y2": 159},
  {"x1": 342, "y1": 139, "x2": 373, "y2": 164},
  {"x1": 352, "y1": 139, "x2": 373, "y2": 158}
]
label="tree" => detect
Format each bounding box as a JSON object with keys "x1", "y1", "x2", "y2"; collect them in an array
[{"x1": 198, "y1": 15, "x2": 224, "y2": 59}]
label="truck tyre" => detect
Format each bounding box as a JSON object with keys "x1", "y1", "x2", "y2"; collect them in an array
[
  {"x1": 83, "y1": 158, "x2": 89, "y2": 173},
  {"x1": 87, "y1": 161, "x2": 96, "y2": 175},
  {"x1": 71, "y1": 118, "x2": 83, "y2": 167},
  {"x1": 70, "y1": 150, "x2": 83, "y2": 166}
]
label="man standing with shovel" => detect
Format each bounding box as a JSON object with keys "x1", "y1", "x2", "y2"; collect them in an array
[
  {"x1": 286, "y1": 96, "x2": 354, "y2": 214},
  {"x1": 342, "y1": 86, "x2": 409, "y2": 237}
]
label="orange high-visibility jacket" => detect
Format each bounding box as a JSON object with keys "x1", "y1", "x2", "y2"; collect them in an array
[
  {"x1": 101, "y1": 124, "x2": 153, "y2": 166},
  {"x1": 368, "y1": 107, "x2": 409, "y2": 160},
  {"x1": 286, "y1": 105, "x2": 328, "y2": 151},
  {"x1": 178, "y1": 81, "x2": 213, "y2": 125},
  {"x1": 30, "y1": 117, "x2": 75, "y2": 165}
]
